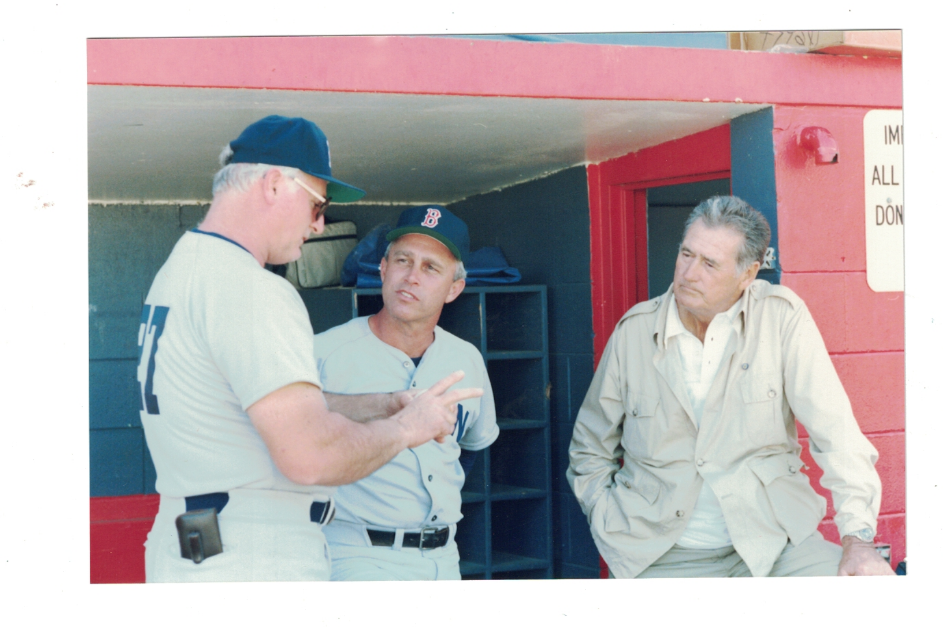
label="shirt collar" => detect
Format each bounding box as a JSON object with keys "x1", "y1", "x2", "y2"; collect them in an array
[
  {"x1": 665, "y1": 294, "x2": 688, "y2": 342},
  {"x1": 662, "y1": 287, "x2": 748, "y2": 348},
  {"x1": 727, "y1": 286, "x2": 748, "y2": 335}
]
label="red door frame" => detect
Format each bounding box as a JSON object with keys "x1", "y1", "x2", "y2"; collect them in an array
[{"x1": 587, "y1": 124, "x2": 732, "y2": 366}]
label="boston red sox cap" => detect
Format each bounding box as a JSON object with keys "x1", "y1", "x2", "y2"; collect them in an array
[
  {"x1": 387, "y1": 205, "x2": 471, "y2": 262},
  {"x1": 228, "y1": 115, "x2": 366, "y2": 203}
]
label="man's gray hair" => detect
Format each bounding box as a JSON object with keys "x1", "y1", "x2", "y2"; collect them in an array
[
  {"x1": 384, "y1": 240, "x2": 468, "y2": 282},
  {"x1": 684, "y1": 195, "x2": 771, "y2": 273},
  {"x1": 212, "y1": 144, "x2": 301, "y2": 196},
  {"x1": 452, "y1": 260, "x2": 468, "y2": 282}
]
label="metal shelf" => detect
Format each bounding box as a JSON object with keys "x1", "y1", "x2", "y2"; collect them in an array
[
  {"x1": 460, "y1": 489, "x2": 486, "y2": 503},
  {"x1": 490, "y1": 484, "x2": 547, "y2": 501},
  {"x1": 490, "y1": 552, "x2": 551, "y2": 573},
  {"x1": 485, "y1": 350, "x2": 544, "y2": 361},
  {"x1": 459, "y1": 559, "x2": 487, "y2": 576},
  {"x1": 496, "y1": 418, "x2": 548, "y2": 430}
]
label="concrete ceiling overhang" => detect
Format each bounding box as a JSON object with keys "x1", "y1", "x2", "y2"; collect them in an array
[{"x1": 88, "y1": 85, "x2": 767, "y2": 205}]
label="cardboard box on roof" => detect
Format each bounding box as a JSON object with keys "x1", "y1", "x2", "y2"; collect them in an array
[{"x1": 729, "y1": 30, "x2": 901, "y2": 57}]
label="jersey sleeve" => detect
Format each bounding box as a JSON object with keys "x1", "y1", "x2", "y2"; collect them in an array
[
  {"x1": 458, "y1": 357, "x2": 499, "y2": 451},
  {"x1": 203, "y1": 270, "x2": 322, "y2": 410}
]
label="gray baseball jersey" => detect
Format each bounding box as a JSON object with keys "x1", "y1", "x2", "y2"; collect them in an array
[
  {"x1": 314, "y1": 316, "x2": 499, "y2": 530},
  {"x1": 138, "y1": 230, "x2": 331, "y2": 498}
]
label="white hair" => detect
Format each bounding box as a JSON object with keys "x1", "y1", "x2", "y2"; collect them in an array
[
  {"x1": 684, "y1": 195, "x2": 771, "y2": 274},
  {"x1": 211, "y1": 144, "x2": 301, "y2": 196},
  {"x1": 453, "y1": 260, "x2": 468, "y2": 282}
]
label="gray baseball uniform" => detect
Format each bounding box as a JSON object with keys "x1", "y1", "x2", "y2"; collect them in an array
[
  {"x1": 137, "y1": 230, "x2": 334, "y2": 582},
  {"x1": 314, "y1": 316, "x2": 498, "y2": 580}
]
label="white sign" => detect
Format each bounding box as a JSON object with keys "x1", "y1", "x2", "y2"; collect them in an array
[{"x1": 864, "y1": 109, "x2": 903, "y2": 292}]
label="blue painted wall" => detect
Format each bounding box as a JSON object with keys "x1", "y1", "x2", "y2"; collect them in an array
[
  {"x1": 731, "y1": 107, "x2": 781, "y2": 283},
  {"x1": 88, "y1": 203, "x2": 208, "y2": 496},
  {"x1": 448, "y1": 32, "x2": 730, "y2": 49}
]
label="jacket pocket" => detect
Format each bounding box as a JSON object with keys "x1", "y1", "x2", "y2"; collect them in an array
[
  {"x1": 621, "y1": 391, "x2": 660, "y2": 458},
  {"x1": 749, "y1": 452, "x2": 803, "y2": 486},
  {"x1": 601, "y1": 467, "x2": 663, "y2": 533},
  {"x1": 739, "y1": 371, "x2": 786, "y2": 443},
  {"x1": 590, "y1": 486, "x2": 630, "y2": 534},
  {"x1": 748, "y1": 453, "x2": 825, "y2": 544},
  {"x1": 614, "y1": 467, "x2": 662, "y2": 505},
  {"x1": 623, "y1": 390, "x2": 659, "y2": 420}
]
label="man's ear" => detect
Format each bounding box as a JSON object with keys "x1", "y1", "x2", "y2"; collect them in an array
[
  {"x1": 260, "y1": 168, "x2": 283, "y2": 205},
  {"x1": 739, "y1": 260, "x2": 761, "y2": 290},
  {"x1": 445, "y1": 278, "x2": 466, "y2": 304},
  {"x1": 379, "y1": 256, "x2": 388, "y2": 283}
]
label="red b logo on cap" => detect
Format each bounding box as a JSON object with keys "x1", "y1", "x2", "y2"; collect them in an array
[{"x1": 421, "y1": 208, "x2": 442, "y2": 228}]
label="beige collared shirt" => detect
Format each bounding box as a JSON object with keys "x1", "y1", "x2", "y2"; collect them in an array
[
  {"x1": 665, "y1": 294, "x2": 740, "y2": 548},
  {"x1": 567, "y1": 280, "x2": 881, "y2": 578}
]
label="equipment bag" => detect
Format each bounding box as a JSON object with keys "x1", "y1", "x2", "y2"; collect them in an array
[
  {"x1": 285, "y1": 221, "x2": 358, "y2": 289},
  {"x1": 341, "y1": 223, "x2": 392, "y2": 287}
]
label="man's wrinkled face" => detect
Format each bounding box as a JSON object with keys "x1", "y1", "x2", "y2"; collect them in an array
[
  {"x1": 380, "y1": 233, "x2": 464, "y2": 325},
  {"x1": 673, "y1": 219, "x2": 756, "y2": 322}
]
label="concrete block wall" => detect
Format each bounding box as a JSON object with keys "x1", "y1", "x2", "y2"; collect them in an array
[
  {"x1": 88, "y1": 203, "x2": 208, "y2": 496},
  {"x1": 772, "y1": 105, "x2": 905, "y2": 567}
]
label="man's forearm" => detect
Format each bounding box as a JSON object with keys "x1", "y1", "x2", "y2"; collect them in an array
[
  {"x1": 312, "y1": 409, "x2": 414, "y2": 484},
  {"x1": 251, "y1": 375, "x2": 476, "y2": 486},
  {"x1": 323, "y1": 392, "x2": 400, "y2": 422}
]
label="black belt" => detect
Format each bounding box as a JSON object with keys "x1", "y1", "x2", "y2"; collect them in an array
[
  {"x1": 184, "y1": 492, "x2": 334, "y2": 525},
  {"x1": 367, "y1": 526, "x2": 450, "y2": 550}
]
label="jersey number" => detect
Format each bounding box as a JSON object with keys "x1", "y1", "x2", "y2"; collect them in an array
[{"x1": 137, "y1": 305, "x2": 169, "y2": 415}]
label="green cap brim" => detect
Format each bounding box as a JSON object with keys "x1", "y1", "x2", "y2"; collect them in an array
[{"x1": 324, "y1": 179, "x2": 366, "y2": 204}]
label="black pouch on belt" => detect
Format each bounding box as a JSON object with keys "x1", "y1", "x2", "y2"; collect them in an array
[{"x1": 175, "y1": 509, "x2": 223, "y2": 564}]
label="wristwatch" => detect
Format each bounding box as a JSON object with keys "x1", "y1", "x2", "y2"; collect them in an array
[{"x1": 845, "y1": 528, "x2": 875, "y2": 543}]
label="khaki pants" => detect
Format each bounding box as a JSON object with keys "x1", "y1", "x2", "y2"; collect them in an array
[{"x1": 621, "y1": 532, "x2": 842, "y2": 578}]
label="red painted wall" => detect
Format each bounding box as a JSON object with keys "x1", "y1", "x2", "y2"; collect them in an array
[
  {"x1": 87, "y1": 37, "x2": 901, "y2": 108},
  {"x1": 775, "y1": 105, "x2": 905, "y2": 569},
  {"x1": 90, "y1": 494, "x2": 159, "y2": 583}
]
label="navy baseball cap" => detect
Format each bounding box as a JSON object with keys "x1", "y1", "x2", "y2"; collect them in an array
[
  {"x1": 387, "y1": 205, "x2": 470, "y2": 262},
  {"x1": 228, "y1": 115, "x2": 366, "y2": 203}
]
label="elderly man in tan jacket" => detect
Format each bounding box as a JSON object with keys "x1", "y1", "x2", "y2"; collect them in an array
[{"x1": 567, "y1": 196, "x2": 893, "y2": 578}]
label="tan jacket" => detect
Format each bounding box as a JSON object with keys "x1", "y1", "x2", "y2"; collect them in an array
[{"x1": 567, "y1": 281, "x2": 881, "y2": 578}]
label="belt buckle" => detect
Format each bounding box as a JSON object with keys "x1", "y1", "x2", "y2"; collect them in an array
[{"x1": 418, "y1": 527, "x2": 439, "y2": 550}]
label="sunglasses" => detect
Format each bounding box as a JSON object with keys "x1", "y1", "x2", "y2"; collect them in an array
[{"x1": 291, "y1": 176, "x2": 331, "y2": 220}]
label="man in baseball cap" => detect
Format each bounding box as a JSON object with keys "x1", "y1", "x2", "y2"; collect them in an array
[
  {"x1": 313, "y1": 205, "x2": 499, "y2": 580},
  {"x1": 385, "y1": 204, "x2": 471, "y2": 262},
  {"x1": 226, "y1": 114, "x2": 366, "y2": 204},
  {"x1": 137, "y1": 117, "x2": 481, "y2": 582}
]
